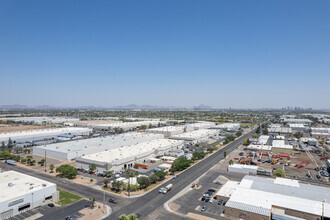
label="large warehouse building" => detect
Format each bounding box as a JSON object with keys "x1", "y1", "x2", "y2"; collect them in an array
[
  {"x1": 211, "y1": 123, "x2": 240, "y2": 131},
  {"x1": 146, "y1": 126, "x2": 185, "y2": 137},
  {"x1": 220, "y1": 175, "x2": 330, "y2": 220},
  {"x1": 0, "y1": 127, "x2": 92, "y2": 145},
  {"x1": 0, "y1": 171, "x2": 58, "y2": 219},
  {"x1": 93, "y1": 121, "x2": 161, "y2": 131},
  {"x1": 76, "y1": 139, "x2": 184, "y2": 172},
  {"x1": 0, "y1": 117, "x2": 79, "y2": 125},
  {"x1": 33, "y1": 133, "x2": 164, "y2": 161},
  {"x1": 170, "y1": 129, "x2": 218, "y2": 144}
]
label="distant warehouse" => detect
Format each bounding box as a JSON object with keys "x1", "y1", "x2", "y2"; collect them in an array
[
  {"x1": 0, "y1": 127, "x2": 92, "y2": 145},
  {"x1": 170, "y1": 129, "x2": 219, "y2": 144},
  {"x1": 76, "y1": 139, "x2": 184, "y2": 173},
  {"x1": 146, "y1": 126, "x2": 185, "y2": 137},
  {"x1": 93, "y1": 121, "x2": 161, "y2": 131},
  {"x1": 33, "y1": 133, "x2": 164, "y2": 161},
  {"x1": 211, "y1": 123, "x2": 240, "y2": 131},
  {"x1": 0, "y1": 171, "x2": 58, "y2": 219}
]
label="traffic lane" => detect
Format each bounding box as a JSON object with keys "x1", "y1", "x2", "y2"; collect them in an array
[{"x1": 110, "y1": 128, "x2": 256, "y2": 219}]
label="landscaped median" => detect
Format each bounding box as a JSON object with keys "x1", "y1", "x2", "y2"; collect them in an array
[{"x1": 57, "y1": 189, "x2": 82, "y2": 206}]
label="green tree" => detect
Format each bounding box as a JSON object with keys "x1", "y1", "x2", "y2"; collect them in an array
[
  {"x1": 89, "y1": 163, "x2": 97, "y2": 172},
  {"x1": 223, "y1": 151, "x2": 227, "y2": 158},
  {"x1": 128, "y1": 214, "x2": 138, "y2": 220},
  {"x1": 30, "y1": 160, "x2": 36, "y2": 166},
  {"x1": 149, "y1": 174, "x2": 158, "y2": 184},
  {"x1": 112, "y1": 180, "x2": 124, "y2": 192},
  {"x1": 56, "y1": 164, "x2": 78, "y2": 179},
  {"x1": 106, "y1": 171, "x2": 113, "y2": 177},
  {"x1": 135, "y1": 171, "x2": 139, "y2": 177},
  {"x1": 1, "y1": 141, "x2": 5, "y2": 151},
  {"x1": 119, "y1": 215, "x2": 129, "y2": 220},
  {"x1": 192, "y1": 151, "x2": 205, "y2": 160},
  {"x1": 0, "y1": 150, "x2": 11, "y2": 159},
  {"x1": 170, "y1": 156, "x2": 191, "y2": 172},
  {"x1": 243, "y1": 139, "x2": 250, "y2": 146},
  {"x1": 229, "y1": 159, "x2": 234, "y2": 165},
  {"x1": 7, "y1": 138, "x2": 13, "y2": 151},
  {"x1": 38, "y1": 159, "x2": 45, "y2": 166},
  {"x1": 26, "y1": 155, "x2": 33, "y2": 165},
  {"x1": 103, "y1": 179, "x2": 110, "y2": 188},
  {"x1": 252, "y1": 134, "x2": 258, "y2": 138},
  {"x1": 207, "y1": 147, "x2": 214, "y2": 153},
  {"x1": 137, "y1": 176, "x2": 150, "y2": 189},
  {"x1": 154, "y1": 170, "x2": 167, "y2": 181},
  {"x1": 49, "y1": 164, "x2": 55, "y2": 173},
  {"x1": 273, "y1": 168, "x2": 286, "y2": 177},
  {"x1": 235, "y1": 131, "x2": 242, "y2": 137},
  {"x1": 21, "y1": 157, "x2": 27, "y2": 164},
  {"x1": 293, "y1": 132, "x2": 303, "y2": 139}
]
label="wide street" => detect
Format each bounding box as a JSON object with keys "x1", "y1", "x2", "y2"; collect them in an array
[
  {"x1": 111, "y1": 127, "x2": 257, "y2": 219},
  {"x1": 0, "y1": 127, "x2": 256, "y2": 220}
]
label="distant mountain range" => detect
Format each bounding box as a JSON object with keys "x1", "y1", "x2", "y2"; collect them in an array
[{"x1": 0, "y1": 104, "x2": 214, "y2": 110}]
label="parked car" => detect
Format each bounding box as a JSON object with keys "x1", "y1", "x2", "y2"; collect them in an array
[
  {"x1": 159, "y1": 188, "x2": 165, "y2": 193},
  {"x1": 201, "y1": 196, "x2": 205, "y2": 201},
  {"x1": 115, "y1": 174, "x2": 120, "y2": 178},
  {"x1": 109, "y1": 198, "x2": 117, "y2": 204},
  {"x1": 65, "y1": 216, "x2": 74, "y2": 220},
  {"x1": 48, "y1": 203, "x2": 55, "y2": 207},
  {"x1": 223, "y1": 201, "x2": 226, "y2": 206},
  {"x1": 173, "y1": 175, "x2": 178, "y2": 179},
  {"x1": 205, "y1": 198, "x2": 210, "y2": 202},
  {"x1": 218, "y1": 200, "x2": 222, "y2": 205},
  {"x1": 209, "y1": 198, "x2": 214, "y2": 203},
  {"x1": 201, "y1": 206, "x2": 206, "y2": 211},
  {"x1": 208, "y1": 189, "x2": 216, "y2": 193},
  {"x1": 215, "y1": 181, "x2": 222, "y2": 185}
]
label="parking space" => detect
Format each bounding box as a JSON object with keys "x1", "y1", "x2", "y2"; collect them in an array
[{"x1": 9, "y1": 200, "x2": 87, "y2": 220}]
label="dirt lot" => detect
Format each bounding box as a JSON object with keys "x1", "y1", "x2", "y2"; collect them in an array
[{"x1": 221, "y1": 143, "x2": 330, "y2": 185}]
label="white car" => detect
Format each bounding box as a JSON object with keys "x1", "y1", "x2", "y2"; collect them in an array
[
  {"x1": 209, "y1": 198, "x2": 214, "y2": 203},
  {"x1": 115, "y1": 174, "x2": 120, "y2": 178}
]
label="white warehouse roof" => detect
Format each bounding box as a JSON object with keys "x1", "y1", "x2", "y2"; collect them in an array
[
  {"x1": 211, "y1": 123, "x2": 240, "y2": 131},
  {"x1": 170, "y1": 129, "x2": 218, "y2": 141},
  {"x1": 0, "y1": 127, "x2": 92, "y2": 143},
  {"x1": 93, "y1": 121, "x2": 159, "y2": 130},
  {"x1": 226, "y1": 175, "x2": 330, "y2": 218},
  {"x1": 0, "y1": 170, "x2": 56, "y2": 203},
  {"x1": 33, "y1": 132, "x2": 164, "y2": 161},
  {"x1": 78, "y1": 139, "x2": 184, "y2": 165}
]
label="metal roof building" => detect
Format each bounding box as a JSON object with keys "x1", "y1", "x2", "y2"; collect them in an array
[
  {"x1": 146, "y1": 126, "x2": 185, "y2": 137},
  {"x1": 0, "y1": 171, "x2": 58, "y2": 219},
  {"x1": 76, "y1": 139, "x2": 184, "y2": 172},
  {"x1": 33, "y1": 132, "x2": 164, "y2": 161},
  {"x1": 211, "y1": 123, "x2": 240, "y2": 131},
  {"x1": 169, "y1": 129, "x2": 219, "y2": 144},
  {"x1": 0, "y1": 127, "x2": 92, "y2": 144},
  {"x1": 224, "y1": 175, "x2": 330, "y2": 219},
  {"x1": 93, "y1": 121, "x2": 160, "y2": 131}
]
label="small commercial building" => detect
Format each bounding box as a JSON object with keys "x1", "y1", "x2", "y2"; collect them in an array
[
  {"x1": 272, "y1": 140, "x2": 293, "y2": 154},
  {"x1": 215, "y1": 180, "x2": 240, "y2": 201},
  {"x1": 228, "y1": 164, "x2": 258, "y2": 175},
  {"x1": 246, "y1": 144, "x2": 272, "y2": 152},
  {"x1": 258, "y1": 135, "x2": 270, "y2": 145},
  {"x1": 0, "y1": 171, "x2": 58, "y2": 219},
  {"x1": 223, "y1": 175, "x2": 330, "y2": 220},
  {"x1": 311, "y1": 127, "x2": 330, "y2": 140},
  {"x1": 75, "y1": 139, "x2": 184, "y2": 173}
]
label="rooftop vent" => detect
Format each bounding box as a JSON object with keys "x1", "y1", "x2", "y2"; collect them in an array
[
  {"x1": 42, "y1": 184, "x2": 47, "y2": 187},
  {"x1": 8, "y1": 183, "x2": 14, "y2": 187}
]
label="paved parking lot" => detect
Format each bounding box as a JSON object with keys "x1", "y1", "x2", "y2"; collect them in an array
[
  {"x1": 171, "y1": 165, "x2": 244, "y2": 219},
  {"x1": 9, "y1": 200, "x2": 87, "y2": 220}
]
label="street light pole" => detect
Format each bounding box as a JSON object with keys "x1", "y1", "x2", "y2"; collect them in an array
[{"x1": 44, "y1": 146, "x2": 47, "y2": 172}]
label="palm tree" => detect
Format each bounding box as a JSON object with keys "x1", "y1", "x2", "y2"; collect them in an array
[
  {"x1": 103, "y1": 179, "x2": 110, "y2": 188},
  {"x1": 128, "y1": 214, "x2": 138, "y2": 220},
  {"x1": 119, "y1": 215, "x2": 129, "y2": 220},
  {"x1": 88, "y1": 197, "x2": 96, "y2": 208},
  {"x1": 49, "y1": 164, "x2": 55, "y2": 173}
]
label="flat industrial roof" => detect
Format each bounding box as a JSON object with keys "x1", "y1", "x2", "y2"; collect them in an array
[
  {"x1": 226, "y1": 175, "x2": 330, "y2": 217},
  {"x1": 146, "y1": 126, "x2": 184, "y2": 132},
  {"x1": 34, "y1": 132, "x2": 164, "y2": 153},
  {"x1": 79, "y1": 139, "x2": 184, "y2": 163},
  {"x1": 0, "y1": 170, "x2": 56, "y2": 203},
  {"x1": 0, "y1": 127, "x2": 91, "y2": 139},
  {"x1": 170, "y1": 129, "x2": 218, "y2": 141},
  {"x1": 247, "y1": 144, "x2": 272, "y2": 151},
  {"x1": 216, "y1": 180, "x2": 240, "y2": 198}
]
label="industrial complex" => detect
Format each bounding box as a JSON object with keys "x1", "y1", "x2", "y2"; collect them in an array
[{"x1": 0, "y1": 171, "x2": 58, "y2": 219}]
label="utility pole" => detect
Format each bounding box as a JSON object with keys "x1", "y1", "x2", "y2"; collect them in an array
[
  {"x1": 322, "y1": 199, "x2": 326, "y2": 220},
  {"x1": 44, "y1": 145, "x2": 47, "y2": 172},
  {"x1": 128, "y1": 165, "x2": 130, "y2": 197}
]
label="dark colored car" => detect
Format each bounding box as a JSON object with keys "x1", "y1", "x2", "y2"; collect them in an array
[
  {"x1": 109, "y1": 198, "x2": 117, "y2": 204},
  {"x1": 65, "y1": 216, "x2": 73, "y2": 220},
  {"x1": 201, "y1": 196, "x2": 205, "y2": 201},
  {"x1": 48, "y1": 203, "x2": 55, "y2": 207}
]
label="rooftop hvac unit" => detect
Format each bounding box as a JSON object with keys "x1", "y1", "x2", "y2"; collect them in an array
[
  {"x1": 42, "y1": 184, "x2": 47, "y2": 187},
  {"x1": 8, "y1": 183, "x2": 14, "y2": 187}
]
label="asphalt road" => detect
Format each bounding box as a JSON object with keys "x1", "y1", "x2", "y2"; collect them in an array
[{"x1": 111, "y1": 127, "x2": 257, "y2": 219}]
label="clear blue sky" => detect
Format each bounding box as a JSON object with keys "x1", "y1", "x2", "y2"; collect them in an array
[{"x1": 1, "y1": 0, "x2": 329, "y2": 109}]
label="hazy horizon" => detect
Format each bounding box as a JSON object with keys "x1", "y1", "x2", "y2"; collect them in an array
[{"x1": 1, "y1": 1, "x2": 330, "y2": 109}]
